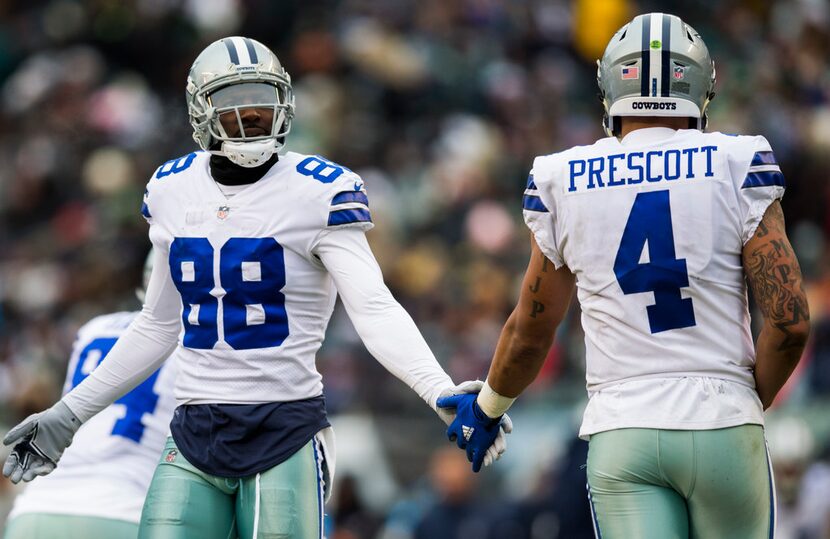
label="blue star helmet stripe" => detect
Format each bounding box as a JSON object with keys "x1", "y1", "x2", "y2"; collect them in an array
[{"x1": 223, "y1": 39, "x2": 240, "y2": 65}]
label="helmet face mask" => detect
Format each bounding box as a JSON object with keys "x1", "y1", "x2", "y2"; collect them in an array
[
  {"x1": 597, "y1": 13, "x2": 716, "y2": 137},
  {"x1": 186, "y1": 37, "x2": 295, "y2": 167}
]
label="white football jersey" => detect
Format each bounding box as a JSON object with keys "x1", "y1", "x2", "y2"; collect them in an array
[
  {"x1": 9, "y1": 312, "x2": 177, "y2": 523},
  {"x1": 524, "y1": 128, "x2": 784, "y2": 437},
  {"x1": 141, "y1": 151, "x2": 373, "y2": 405}
]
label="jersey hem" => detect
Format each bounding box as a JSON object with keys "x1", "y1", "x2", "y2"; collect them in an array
[
  {"x1": 579, "y1": 416, "x2": 765, "y2": 441},
  {"x1": 8, "y1": 507, "x2": 140, "y2": 524}
]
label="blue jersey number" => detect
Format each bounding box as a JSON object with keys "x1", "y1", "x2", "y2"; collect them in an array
[
  {"x1": 169, "y1": 237, "x2": 289, "y2": 350},
  {"x1": 71, "y1": 338, "x2": 161, "y2": 443},
  {"x1": 156, "y1": 153, "x2": 197, "y2": 179},
  {"x1": 613, "y1": 190, "x2": 696, "y2": 334},
  {"x1": 296, "y1": 156, "x2": 345, "y2": 183}
]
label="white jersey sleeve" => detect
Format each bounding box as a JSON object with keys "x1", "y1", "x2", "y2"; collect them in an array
[
  {"x1": 522, "y1": 167, "x2": 564, "y2": 268},
  {"x1": 62, "y1": 246, "x2": 181, "y2": 422},
  {"x1": 314, "y1": 228, "x2": 454, "y2": 409},
  {"x1": 725, "y1": 135, "x2": 785, "y2": 244},
  {"x1": 9, "y1": 312, "x2": 178, "y2": 524},
  {"x1": 321, "y1": 165, "x2": 374, "y2": 233}
]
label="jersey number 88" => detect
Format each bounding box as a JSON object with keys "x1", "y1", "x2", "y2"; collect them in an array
[{"x1": 169, "y1": 237, "x2": 289, "y2": 350}]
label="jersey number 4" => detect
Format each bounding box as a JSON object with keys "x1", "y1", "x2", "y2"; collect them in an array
[
  {"x1": 71, "y1": 338, "x2": 161, "y2": 443},
  {"x1": 169, "y1": 237, "x2": 289, "y2": 350},
  {"x1": 613, "y1": 190, "x2": 696, "y2": 334}
]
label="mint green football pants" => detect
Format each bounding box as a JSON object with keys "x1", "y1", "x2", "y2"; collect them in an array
[
  {"x1": 138, "y1": 437, "x2": 324, "y2": 539},
  {"x1": 4, "y1": 513, "x2": 138, "y2": 539},
  {"x1": 587, "y1": 425, "x2": 775, "y2": 539}
]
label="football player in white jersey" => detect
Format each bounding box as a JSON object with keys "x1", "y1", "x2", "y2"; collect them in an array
[
  {"x1": 4, "y1": 254, "x2": 178, "y2": 539},
  {"x1": 2, "y1": 37, "x2": 509, "y2": 539},
  {"x1": 438, "y1": 13, "x2": 810, "y2": 538}
]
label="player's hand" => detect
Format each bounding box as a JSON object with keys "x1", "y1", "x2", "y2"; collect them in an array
[
  {"x1": 434, "y1": 380, "x2": 485, "y2": 426},
  {"x1": 436, "y1": 392, "x2": 510, "y2": 472},
  {"x1": 3, "y1": 401, "x2": 81, "y2": 484}
]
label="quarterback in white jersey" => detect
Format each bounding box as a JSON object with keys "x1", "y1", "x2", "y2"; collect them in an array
[
  {"x1": 440, "y1": 13, "x2": 809, "y2": 539},
  {"x1": 5, "y1": 311, "x2": 177, "y2": 539},
  {"x1": 3, "y1": 37, "x2": 509, "y2": 539}
]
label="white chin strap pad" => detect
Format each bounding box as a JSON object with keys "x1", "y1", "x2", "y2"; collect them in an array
[{"x1": 221, "y1": 138, "x2": 278, "y2": 168}]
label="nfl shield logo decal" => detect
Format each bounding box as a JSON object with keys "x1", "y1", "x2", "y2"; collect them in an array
[
  {"x1": 673, "y1": 66, "x2": 685, "y2": 80},
  {"x1": 165, "y1": 449, "x2": 178, "y2": 463},
  {"x1": 217, "y1": 205, "x2": 230, "y2": 220}
]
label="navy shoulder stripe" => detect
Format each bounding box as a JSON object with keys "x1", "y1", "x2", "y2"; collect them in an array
[
  {"x1": 526, "y1": 174, "x2": 537, "y2": 190},
  {"x1": 328, "y1": 208, "x2": 372, "y2": 226},
  {"x1": 522, "y1": 194, "x2": 549, "y2": 213},
  {"x1": 332, "y1": 191, "x2": 369, "y2": 206},
  {"x1": 742, "y1": 171, "x2": 785, "y2": 189},
  {"x1": 750, "y1": 151, "x2": 777, "y2": 167},
  {"x1": 141, "y1": 202, "x2": 152, "y2": 219}
]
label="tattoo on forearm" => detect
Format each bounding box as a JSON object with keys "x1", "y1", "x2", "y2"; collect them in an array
[
  {"x1": 745, "y1": 203, "x2": 810, "y2": 351},
  {"x1": 530, "y1": 301, "x2": 545, "y2": 318},
  {"x1": 529, "y1": 277, "x2": 541, "y2": 293},
  {"x1": 541, "y1": 258, "x2": 550, "y2": 273}
]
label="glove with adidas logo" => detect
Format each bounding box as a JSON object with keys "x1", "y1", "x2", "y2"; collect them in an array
[{"x1": 436, "y1": 392, "x2": 508, "y2": 472}]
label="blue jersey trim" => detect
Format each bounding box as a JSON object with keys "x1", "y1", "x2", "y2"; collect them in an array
[
  {"x1": 522, "y1": 194, "x2": 549, "y2": 213},
  {"x1": 751, "y1": 151, "x2": 777, "y2": 167},
  {"x1": 526, "y1": 174, "x2": 537, "y2": 190},
  {"x1": 328, "y1": 208, "x2": 372, "y2": 226},
  {"x1": 331, "y1": 191, "x2": 369, "y2": 206},
  {"x1": 141, "y1": 202, "x2": 152, "y2": 219},
  {"x1": 742, "y1": 171, "x2": 785, "y2": 189}
]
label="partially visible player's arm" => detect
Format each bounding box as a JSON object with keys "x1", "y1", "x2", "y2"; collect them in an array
[
  {"x1": 476, "y1": 234, "x2": 575, "y2": 416},
  {"x1": 314, "y1": 228, "x2": 455, "y2": 409},
  {"x1": 743, "y1": 200, "x2": 810, "y2": 409},
  {"x1": 3, "y1": 248, "x2": 181, "y2": 482}
]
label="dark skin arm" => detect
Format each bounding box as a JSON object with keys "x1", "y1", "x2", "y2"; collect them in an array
[
  {"x1": 742, "y1": 200, "x2": 810, "y2": 409},
  {"x1": 486, "y1": 234, "x2": 576, "y2": 397}
]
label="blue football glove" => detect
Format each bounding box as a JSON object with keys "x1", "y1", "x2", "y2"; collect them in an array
[{"x1": 436, "y1": 392, "x2": 504, "y2": 472}]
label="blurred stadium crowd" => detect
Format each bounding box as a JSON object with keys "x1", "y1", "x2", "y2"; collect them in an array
[{"x1": 1, "y1": 0, "x2": 830, "y2": 537}]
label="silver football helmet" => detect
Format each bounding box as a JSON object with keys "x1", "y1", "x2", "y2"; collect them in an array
[
  {"x1": 597, "y1": 13, "x2": 716, "y2": 137},
  {"x1": 186, "y1": 37, "x2": 295, "y2": 167}
]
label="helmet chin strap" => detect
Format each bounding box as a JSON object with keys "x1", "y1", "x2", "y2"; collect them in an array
[{"x1": 221, "y1": 138, "x2": 278, "y2": 168}]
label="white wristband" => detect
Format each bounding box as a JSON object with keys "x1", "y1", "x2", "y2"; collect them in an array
[{"x1": 476, "y1": 379, "x2": 516, "y2": 418}]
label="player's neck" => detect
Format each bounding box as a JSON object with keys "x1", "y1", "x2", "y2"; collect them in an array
[
  {"x1": 209, "y1": 154, "x2": 279, "y2": 186},
  {"x1": 619, "y1": 117, "x2": 692, "y2": 138}
]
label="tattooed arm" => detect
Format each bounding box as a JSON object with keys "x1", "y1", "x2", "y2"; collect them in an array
[
  {"x1": 485, "y1": 234, "x2": 576, "y2": 398},
  {"x1": 743, "y1": 200, "x2": 810, "y2": 409}
]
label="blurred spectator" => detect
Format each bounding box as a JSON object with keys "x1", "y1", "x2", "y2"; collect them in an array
[
  {"x1": 330, "y1": 474, "x2": 382, "y2": 539},
  {"x1": 414, "y1": 446, "x2": 488, "y2": 539}
]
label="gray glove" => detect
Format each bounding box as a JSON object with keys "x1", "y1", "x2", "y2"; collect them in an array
[
  {"x1": 3, "y1": 401, "x2": 82, "y2": 484},
  {"x1": 435, "y1": 380, "x2": 513, "y2": 468}
]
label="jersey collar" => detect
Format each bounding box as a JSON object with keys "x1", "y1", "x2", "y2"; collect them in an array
[{"x1": 620, "y1": 127, "x2": 681, "y2": 146}]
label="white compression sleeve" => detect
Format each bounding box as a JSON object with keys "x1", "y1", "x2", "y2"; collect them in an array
[
  {"x1": 62, "y1": 247, "x2": 182, "y2": 422},
  {"x1": 315, "y1": 229, "x2": 454, "y2": 409}
]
